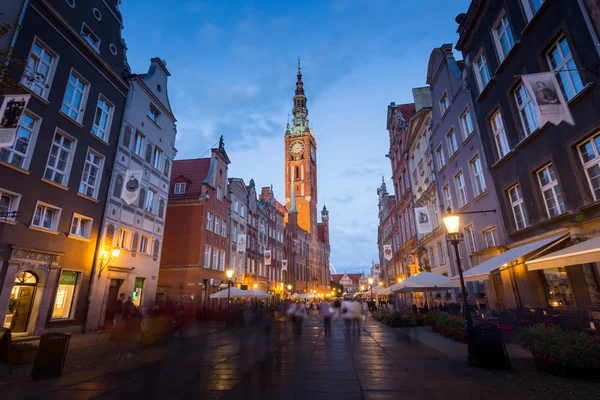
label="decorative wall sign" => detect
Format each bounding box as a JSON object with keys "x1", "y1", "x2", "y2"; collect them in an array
[
  {"x1": 121, "y1": 170, "x2": 143, "y2": 205},
  {"x1": 0, "y1": 94, "x2": 30, "y2": 148},
  {"x1": 521, "y1": 72, "x2": 575, "y2": 127}
]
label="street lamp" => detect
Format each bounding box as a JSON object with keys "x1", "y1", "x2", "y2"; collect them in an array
[
  {"x1": 367, "y1": 277, "x2": 374, "y2": 300},
  {"x1": 98, "y1": 248, "x2": 121, "y2": 278},
  {"x1": 226, "y1": 269, "x2": 234, "y2": 311},
  {"x1": 287, "y1": 284, "x2": 292, "y2": 291},
  {"x1": 442, "y1": 210, "x2": 475, "y2": 365}
]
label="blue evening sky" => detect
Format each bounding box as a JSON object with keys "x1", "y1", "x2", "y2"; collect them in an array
[{"x1": 120, "y1": 0, "x2": 471, "y2": 275}]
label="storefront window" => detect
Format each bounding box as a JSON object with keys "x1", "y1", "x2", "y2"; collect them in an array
[
  {"x1": 542, "y1": 267, "x2": 576, "y2": 308},
  {"x1": 52, "y1": 271, "x2": 79, "y2": 319},
  {"x1": 132, "y1": 277, "x2": 145, "y2": 307}
]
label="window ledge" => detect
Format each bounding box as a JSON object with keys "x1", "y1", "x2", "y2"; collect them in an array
[
  {"x1": 579, "y1": 200, "x2": 600, "y2": 212},
  {"x1": 566, "y1": 83, "x2": 594, "y2": 107},
  {"x1": 29, "y1": 225, "x2": 59, "y2": 235},
  {"x1": 457, "y1": 203, "x2": 471, "y2": 213},
  {"x1": 131, "y1": 152, "x2": 145, "y2": 163},
  {"x1": 68, "y1": 234, "x2": 91, "y2": 242},
  {"x1": 90, "y1": 131, "x2": 110, "y2": 146},
  {"x1": 146, "y1": 115, "x2": 161, "y2": 129},
  {"x1": 494, "y1": 41, "x2": 520, "y2": 75},
  {"x1": 490, "y1": 149, "x2": 515, "y2": 169},
  {"x1": 473, "y1": 190, "x2": 489, "y2": 203},
  {"x1": 536, "y1": 212, "x2": 573, "y2": 228},
  {"x1": 48, "y1": 318, "x2": 76, "y2": 323},
  {"x1": 515, "y1": 124, "x2": 547, "y2": 149},
  {"x1": 521, "y1": 2, "x2": 550, "y2": 35},
  {"x1": 437, "y1": 164, "x2": 447, "y2": 174},
  {"x1": 18, "y1": 83, "x2": 50, "y2": 105},
  {"x1": 475, "y1": 77, "x2": 496, "y2": 103},
  {"x1": 448, "y1": 151, "x2": 459, "y2": 163},
  {"x1": 77, "y1": 192, "x2": 99, "y2": 203},
  {"x1": 440, "y1": 107, "x2": 451, "y2": 121},
  {"x1": 462, "y1": 131, "x2": 475, "y2": 146},
  {"x1": 42, "y1": 178, "x2": 69, "y2": 191},
  {"x1": 0, "y1": 160, "x2": 30, "y2": 175},
  {"x1": 0, "y1": 219, "x2": 17, "y2": 225},
  {"x1": 59, "y1": 111, "x2": 84, "y2": 129},
  {"x1": 507, "y1": 225, "x2": 535, "y2": 238}
]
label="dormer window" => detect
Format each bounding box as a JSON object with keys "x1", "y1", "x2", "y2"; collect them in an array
[
  {"x1": 174, "y1": 182, "x2": 186, "y2": 194},
  {"x1": 148, "y1": 104, "x2": 161, "y2": 125},
  {"x1": 81, "y1": 23, "x2": 100, "y2": 52}
]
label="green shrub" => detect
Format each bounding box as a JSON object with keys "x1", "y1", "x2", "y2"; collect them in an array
[{"x1": 424, "y1": 311, "x2": 466, "y2": 342}]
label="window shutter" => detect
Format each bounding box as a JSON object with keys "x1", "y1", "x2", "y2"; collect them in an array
[
  {"x1": 113, "y1": 174, "x2": 123, "y2": 197},
  {"x1": 158, "y1": 199, "x2": 165, "y2": 218},
  {"x1": 123, "y1": 126, "x2": 132, "y2": 148},
  {"x1": 145, "y1": 143, "x2": 152, "y2": 163},
  {"x1": 139, "y1": 188, "x2": 146, "y2": 208}
]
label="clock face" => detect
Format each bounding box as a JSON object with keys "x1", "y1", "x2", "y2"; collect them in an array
[{"x1": 289, "y1": 140, "x2": 305, "y2": 156}]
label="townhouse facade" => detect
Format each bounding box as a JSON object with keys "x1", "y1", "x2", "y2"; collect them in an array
[{"x1": 227, "y1": 177, "x2": 247, "y2": 286}]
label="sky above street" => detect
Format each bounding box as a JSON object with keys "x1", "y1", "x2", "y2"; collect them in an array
[{"x1": 120, "y1": 0, "x2": 471, "y2": 275}]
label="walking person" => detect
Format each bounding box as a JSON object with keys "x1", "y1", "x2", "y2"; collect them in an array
[
  {"x1": 341, "y1": 298, "x2": 353, "y2": 338},
  {"x1": 294, "y1": 302, "x2": 305, "y2": 336},
  {"x1": 320, "y1": 299, "x2": 333, "y2": 337},
  {"x1": 122, "y1": 296, "x2": 134, "y2": 319},
  {"x1": 352, "y1": 300, "x2": 364, "y2": 336},
  {"x1": 113, "y1": 293, "x2": 126, "y2": 325}
]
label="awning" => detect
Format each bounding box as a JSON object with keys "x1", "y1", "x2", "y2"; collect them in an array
[
  {"x1": 391, "y1": 271, "x2": 460, "y2": 292},
  {"x1": 451, "y1": 234, "x2": 568, "y2": 282},
  {"x1": 527, "y1": 235, "x2": 600, "y2": 271}
]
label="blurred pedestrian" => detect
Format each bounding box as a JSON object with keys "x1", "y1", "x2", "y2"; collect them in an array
[
  {"x1": 294, "y1": 302, "x2": 305, "y2": 336},
  {"x1": 320, "y1": 299, "x2": 332, "y2": 337},
  {"x1": 351, "y1": 300, "x2": 364, "y2": 336},
  {"x1": 341, "y1": 299, "x2": 353, "y2": 338},
  {"x1": 113, "y1": 293, "x2": 126, "y2": 325},
  {"x1": 122, "y1": 296, "x2": 134, "y2": 319}
]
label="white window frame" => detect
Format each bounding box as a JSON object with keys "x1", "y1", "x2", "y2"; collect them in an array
[
  {"x1": 459, "y1": 108, "x2": 474, "y2": 141},
  {"x1": 69, "y1": 213, "x2": 93, "y2": 239},
  {"x1": 21, "y1": 37, "x2": 58, "y2": 99},
  {"x1": 44, "y1": 129, "x2": 77, "y2": 187},
  {"x1": 232, "y1": 224, "x2": 237, "y2": 242},
  {"x1": 145, "y1": 189, "x2": 156, "y2": 213},
  {"x1": 483, "y1": 227, "x2": 498, "y2": 249},
  {"x1": 469, "y1": 155, "x2": 486, "y2": 197},
  {"x1": 31, "y1": 201, "x2": 61, "y2": 232},
  {"x1": 61, "y1": 69, "x2": 90, "y2": 124},
  {"x1": 80, "y1": 22, "x2": 101, "y2": 52},
  {"x1": 133, "y1": 131, "x2": 145, "y2": 157},
  {"x1": 439, "y1": 92, "x2": 449, "y2": 115},
  {"x1": 514, "y1": 83, "x2": 539, "y2": 137},
  {"x1": 51, "y1": 269, "x2": 81, "y2": 320},
  {"x1": 215, "y1": 216, "x2": 221, "y2": 234},
  {"x1": 207, "y1": 211, "x2": 213, "y2": 231},
  {"x1": 240, "y1": 205, "x2": 245, "y2": 218},
  {"x1": 212, "y1": 248, "x2": 219, "y2": 270},
  {"x1": 429, "y1": 247, "x2": 436, "y2": 268},
  {"x1": 174, "y1": 182, "x2": 186, "y2": 194},
  {"x1": 217, "y1": 187, "x2": 223, "y2": 201},
  {"x1": 148, "y1": 104, "x2": 161, "y2": 125},
  {"x1": 443, "y1": 184, "x2": 453, "y2": 212},
  {"x1": 152, "y1": 147, "x2": 163, "y2": 170},
  {"x1": 0, "y1": 111, "x2": 41, "y2": 171},
  {"x1": 233, "y1": 200, "x2": 238, "y2": 213},
  {"x1": 0, "y1": 188, "x2": 22, "y2": 223},
  {"x1": 521, "y1": 0, "x2": 545, "y2": 22},
  {"x1": 473, "y1": 50, "x2": 491, "y2": 93},
  {"x1": 220, "y1": 250, "x2": 225, "y2": 271},
  {"x1": 577, "y1": 133, "x2": 600, "y2": 201},
  {"x1": 139, "y1": 235, "x2": 150, "y2": 254},
  {"x1": 222, "y1": 220, "x2": 227, "y2": 237},
  {"x1": 117, "y1": 227, "x2": 131, "y2": 250},
  {"x1": 204, "y1": 245, "x2": 211, "y2": 268},
  {"x1": 91, "y1": 95, "x2": 113, "y2": 141},
  {"x1": 446, "y1": 129, "x2": 458, "y2": 155},
  {"x1": 491, "y1": 11, "x2": 515, "y2": 62},
  {"x1": 79, "y1": 148, "x2": 104, "y2": 199},
  {"x1": 490, "y1": 110, "x2": 511, "y2": 160},
  {"x1": 454, "y1": 171, "x2": 468, "y2": 208},
  {"x1": 437, "y1": 242, "x2": 446, "y2": 265},
  {"x1": 537, "y1": 164, "x2": 566, "y2": 218},
  {"x1": 508, "y1": 184, "x2": 528, "y2": 230},
  {"x1": 546, "y1": 35, "x2": 584, "y2": 101},
  {"x1": 464, "y1": 225, "x2": 477, "y2": 254}
]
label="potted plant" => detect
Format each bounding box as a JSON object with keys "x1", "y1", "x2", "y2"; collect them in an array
[{"x1": 11, "y1": 342, "x2": 38, "y2": 365}]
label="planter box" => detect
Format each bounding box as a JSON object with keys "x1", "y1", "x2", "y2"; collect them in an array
[
  {"x1": 532, "y1": 356, "x2": 600, "y2": 378},
  {"x1": 11, "y1": 349, "x2": 38, "y2": 365}
]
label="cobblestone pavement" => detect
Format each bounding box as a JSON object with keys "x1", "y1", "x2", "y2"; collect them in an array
[{"x1": 1, "y1": 317, "x2": 599, "y2": 400}]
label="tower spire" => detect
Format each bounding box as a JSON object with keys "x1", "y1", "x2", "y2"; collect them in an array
[{"x1": 291, "y1": 59, "x2": 309, "y2": 134}]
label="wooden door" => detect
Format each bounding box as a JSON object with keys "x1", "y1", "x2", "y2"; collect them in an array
[{"x1": 12, "y1": 287, "x2": 35, "y2": 333}]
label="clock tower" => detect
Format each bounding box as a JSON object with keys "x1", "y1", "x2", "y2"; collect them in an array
[{"x1": 285, "y1": 59, "x2": 318, "y2": 235}]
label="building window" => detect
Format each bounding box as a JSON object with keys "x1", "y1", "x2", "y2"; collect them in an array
[
  {"x1": 21, "y1": 39, "x2": 57, "y2": 98},
  {"x1": 204, "y1": 245, "x2": 211, "y2": 268},
  {"x1": 164, "y1": 159, "x2": 171, "y2": 176},
  {"x1": 469, "y1": 155, "x2": 486, "y2": 197},
  {"x1": 69, "y1": 213, "x2": 92, "y2": 239},
  {"x1": 217, "y1": 186, "x2": 223, "y2": 201},
  {"x1": 464, "y1": 225, "x2": 477, "y2": 254},
  {"x1": 148, "y1": 104, "x2": 161, "y2": 124},
  {"x1": 44, "y1": 131, "x2": 75, "y2": 186},
  {"x1": 547, "y1": 36, "x2": 584, "y2": 101},
  {"x1": 61, "y1": 71, "x2": 88, "y2": 123},
  {"x1": 233, "y1": 200, "x2": 238, "y2": 213},
  {"x1": 111, "y1": 174, "x2": 122, "y2": 197},
  {"x1": 138, "y1": 189, "x2": 146, "y2": 209},
  {"x1": 232, "y1": 224, "x2": 237, "y2": 242},
  {"x1": 537, "y1": 164, "x2": 566, "y2": 218},
  {"x1": 81, "y1": 23, "x2": 100, "y2": 52},
  {"x1": 429, "y1": 247, "x2": 436, "y2": 268},
  {"x1": 207, "y1": 211, "x2": 213, "y2": 231},
  {"x1": 133, "y1": 131, "x2": 144, "y2": 157},
  {"x1": 145, "y1": 143, "x2": 153, "y2": 163},
  {"x1": 437, "y1": 242, "x2": 446, "y2": 265},
  {"x1": 459, "y1": 108, "x2": 474, "y2": 141},
  {"x1": 145, "y1": 189, "x2": 156, "y2": 213},
  {"x1": 174, "y1": 182, "x2": 186, "y2": 194},
  {"x1": 454, "y1": 171, "x2": 468, "y2": 208},
  {"x1": 215, "y1": 216, "x2": 221, "y2": 234},
  {"x1": 220, "y1": 250, "x2": 225, "y2": 271},
  {"x1": 473, "y1": 51, "x2": 491, "y2": 93},
  {"x1": 435, "y1": 145, "x2": 445, "y2": 169},
  {"x1": 117, "y1": 228, "x2": 130, "y2": 249},
  {"x1": 0, "y1": 189, "x2": 21, "y2": 222},
  {"x1": 222, "y1": 220, "x2": 227, "y2": 237},
  {"x1": 443, "y1": 184, "x2": 453, "y2": 211},
  {"x1": 439, "y1": 93, "x2": 449, "y2": 115},
  {"x1": 152, "y1": 147, "x2": 162, "y2": 170},
  {"x1": 492, "y1": 12, "x2": 515, "y2": 62},
  {"x1": 240, "y1": 205, "x2": 245, "y2": 218},
  {"x1": 212, "y1": 248, "x2": 219, "y2": 270},
  {"x1": 577, "y1": 133, "x2": 600, "y2": 201},
  {"x1": 490, "y1": 110, "x2": 511, "y2": 160},
  {"x1": 92, "y1": 96, "x2": 113, "y2": 141},
  {"x1": 31, "y1": 201, "x2": 61, "y2": 231},
  {"x1": 514, "y1": 83, "x2": 539, "y2": 137},
  {"x1": 139, "y1": 235, "x2": 150, "y2": 254},
  {"x1": 542, "y1": 267, "x2": 575, "y2": 308},
  {"x1": 132, "y1": 278, "x2": 145, "y2": 307},
  {"x1": 508, "y1": 184, "x2": 528, "y2": 230},
  {"x1": 483, "y1": 228, "x2": 498, "y2": 249},
  {"x1": 446, "y1": 129, "x2": 458, "y2": 155},
  {"x1": 522, "y1": 0, "x2": 545, "y2": 21},
  {"x1": 158, "y1": 199, "x2": 165, "y2": 218},
  {"x1": 52, "y1": 270, "x2": 79, "y2": 320},
  {"x1": 0, "y1": 112, "x2": 39, "y2": 170},
  {"x1": 79, "y1": 149, "x2": 104, "y2": 198}
]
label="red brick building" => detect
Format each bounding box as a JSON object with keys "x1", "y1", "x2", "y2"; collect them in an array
[{"x1": 157, "y1": 138, "x2": 231, "y2": 310}]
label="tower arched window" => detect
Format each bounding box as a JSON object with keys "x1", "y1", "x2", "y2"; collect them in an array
[
  {"x1": 138, "y1": 188, "x2": 146, "y2": 208},
  {"x1": 158, "y1": 199, "x2": 165, "y2": 218},
  {"x1": 113, "y1": 174, "x2": 123, "y2": 197},
  {"x1": 295, "y1": 166, "x2": 299, "y2": 180},
  {"x1": 122, "y1": 126, "x2": 132, "y2": 148}
]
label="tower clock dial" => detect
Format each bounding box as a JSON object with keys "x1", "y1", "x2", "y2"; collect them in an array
[{"x1": 289, "y1": 140, "x2": 305, "y2": 156}]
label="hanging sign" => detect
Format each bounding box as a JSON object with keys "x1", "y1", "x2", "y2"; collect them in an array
[
  {"x1": 383, "y1": 245, "x2": 393, "y2": 261},
  {"x1": 521, "y1": 72, "x2": 575, "y2": 127},
  {"x1": 0, "y1": 94, "x2": 31, "y2": 148},
  {"x1": 264, "y1": 250, "x2": 272, "y2": 266},
  {"x1": 415, "y1": 207, "x2": 432, "y2": 234},
  {"x1": 121, "y1": 170, "x2": 143, "y2": 205},
  {"x1": 282, "y1": 259, "x2": 288, "y2": 272},
  {"x1": 237, "y1": 234, "x2": 246, "y2": 254}
]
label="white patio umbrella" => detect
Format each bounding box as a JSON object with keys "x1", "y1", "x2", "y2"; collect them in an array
[
  {"x1": 246, "y1": 289, "x2": 271, "y2": 298},
  {"x1": 291, "y1": 293, "x2": 304, "y2": 300},
  {"x1": 390, "y1": 272, "x2": 460, "y2": 293},
  {"x1": 372, "y1": 286, "x2": 388, "y2": 294},
  {"x1": 209, "y1": 287, "x2": 253, "y2": 299},
  {"x1": 304, "y1": 292, "x2": 316, "y2": 300}
]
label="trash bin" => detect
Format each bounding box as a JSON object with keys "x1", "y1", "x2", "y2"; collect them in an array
[
  {"x1": 472, "y1": 323, "x2": 511, "y2": 369},
  {"x1": 31, "y1": 332, "x2": 72, "y2": 379}
]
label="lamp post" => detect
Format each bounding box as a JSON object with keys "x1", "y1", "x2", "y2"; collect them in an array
[
  {"x1": 367, "y1": 277, "x2": 373, "y2": 300},
  {"x1": 226, "y1": 269, "x2": 234, "y2": 311}
]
